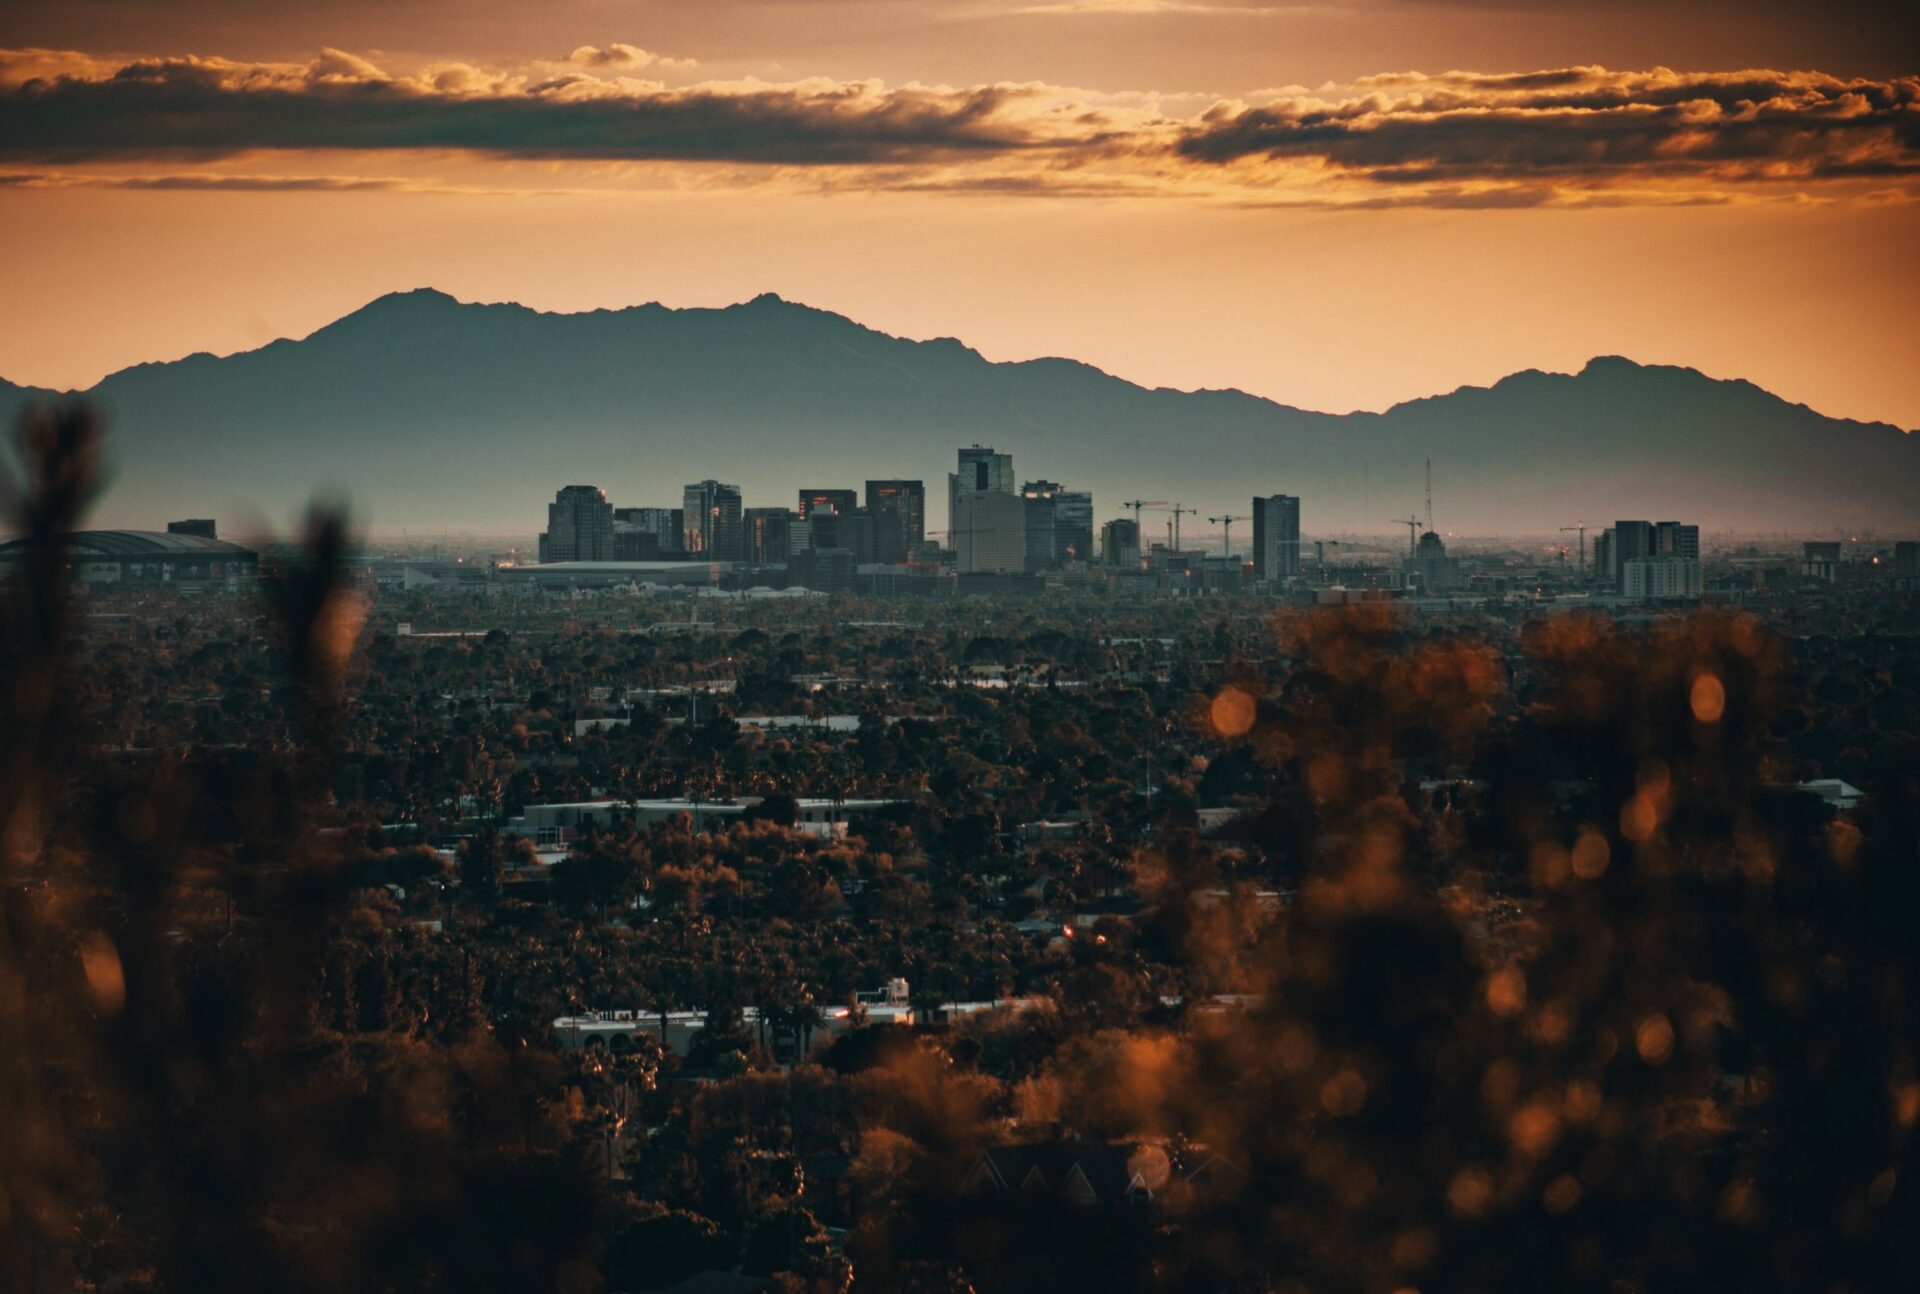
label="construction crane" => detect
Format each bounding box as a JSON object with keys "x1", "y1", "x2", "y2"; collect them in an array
[
  {"x1": 1209, "y1": 514, "x2": 1246, "y2": 557},
  {"x1": 1167, "y1": 503, "x2": 1196, "y2": 553},
  {"x1": 1122, "y1": 499, "x2": 1166, "y2": 531},
  {"x1": 1391, "y1": 516, "x2": 1421, "y2": 558},
  {"x1": 1559, "y1": 522, "x2": 1588, "y2": 576}
]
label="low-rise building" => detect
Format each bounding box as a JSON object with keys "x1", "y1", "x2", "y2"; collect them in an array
[{"x1": 0, "y1": 528, "x2": 258, "y2": 586}]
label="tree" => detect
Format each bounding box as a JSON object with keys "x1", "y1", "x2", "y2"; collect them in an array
[
  {"x1": 460, "y1": 824, "x2": 505, "y2": 898},
  {"x1": 602, "y1": 1209, "x2": 732, "y2": 1292}
]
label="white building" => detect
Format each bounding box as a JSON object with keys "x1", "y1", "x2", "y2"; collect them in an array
[
  {"x1": 507, "y1": 795, "x2": 905, "y2": 845},
  {"x1": 1622, "y1": 556, "x2": 1704, "y2": 600}
]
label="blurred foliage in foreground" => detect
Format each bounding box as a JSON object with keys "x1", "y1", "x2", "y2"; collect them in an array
[{"x1": 3, "y1": 404, "x2": 1918, "y2": 1293}]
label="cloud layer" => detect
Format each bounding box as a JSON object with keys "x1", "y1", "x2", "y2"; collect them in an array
[
  {"x1": 1, "y1": 48, "x2": 1914, "y2": 206},
  {"x1": 1180, "y1": 68, "x2": 1920, "y2": 186},
  {"x1": 0, "y1": 49, "x2": 1054, "y2": 165}
]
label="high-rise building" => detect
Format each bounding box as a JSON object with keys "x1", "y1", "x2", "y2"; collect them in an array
[
  {"x1": 1407, "y1": 529, "x2": 1460, "y2": 593},
  {"x1": 745, "y1": 507, "x2": 795, "y2": 565},
  {"x1": 1054, "y1": 491, "x2": 1094, "y2": 567},
  {"x1": 1803, "y1": 540, "x2": 1842, "y2": 582},
  {"x1": 954, "y1": 490, "x2": 1026, "y2": 574},
  {"x1": 1623, "y1": 557, "x2": 1704, "y2": 600},
  {"x1": 865, "y1": 479, "x2": 926, "y2": 563},
  {"x1": 1021, "y1": 480, "x2": 1062, "y2": 571},
  {"x1": 1102, "y1": 518, "x2": 1141, "y2": 569},
  {"x1": 611, "y1": 506, "x2": 681, "y2": 559},
  {"x1": 1655, "y1": 521, "x2": 1700, "y2": 561},
  {"x1": 948, "y1": 445, "x2": 1014, "y2": 536},
  {"x1": 615, "y1": 506, "x2": 679, "y2": 544},
  {"x1": 797, "y1": 488, "x2": 857, "y2": 520},
  {"x1": 682, "y1": 480, "x2": 744, "y2": 560},
  {"x1": 1602, "y1": 519, "x2": 1700, "y2": 593},
  {"x1": 540, "y1": 485, "x2": 614, "y2": 563},
  {"x1": 1610, "y1": 521, "x2": 1656, "y2": 591},
  {"x1": 812, "y1": 508, "x2": 876, "y2": 563},
  {"x1": 1252, "y1": 494, "x2": 1301, "y2": 581},
  {"x1": 1895, "y1": 541, "x2": 1919, "y2": 578}
]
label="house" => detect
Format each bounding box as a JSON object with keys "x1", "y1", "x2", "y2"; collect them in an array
[
  {"x1": 1796, "y1": 778, "x2": 1865, "y2": 810},
  {"x1": 964, "y1": 1141, "x2": 1160, "y2": 1207}
]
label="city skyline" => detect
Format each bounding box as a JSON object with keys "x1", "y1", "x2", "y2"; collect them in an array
[
  {"x1": 515, "y1": 454, "x2": 1727, "y2": 610},
  {"x1": 2, "y1": 5, "x2": 1916, "y2": 430}
]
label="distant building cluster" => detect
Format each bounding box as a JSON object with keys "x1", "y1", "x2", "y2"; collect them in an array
[
  {"x1": 535, "y1": 474, "x2": 932, "y2": 589},
  {"x1": 533, "y1": 447, "x2": 1317, "y2": 597},
  {"x1": 497, "y1": 460, "x2": 1920, "y2": 607},
  {"x1": 1593, "y1": 520, "x2": 1703, "y2": 600}
]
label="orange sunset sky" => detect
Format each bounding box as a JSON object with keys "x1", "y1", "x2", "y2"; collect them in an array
[{"x1": 2, "y1": 0, "x2": 1916, "y2": 426}]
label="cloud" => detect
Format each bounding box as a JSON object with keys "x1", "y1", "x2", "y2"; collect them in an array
[
  {"x1": 0, "y1": 169, "x2": 543, "y2": 193},
  {"x1": 563, "y1": 44, "x2": 696, "y2": 71},
  {"x1": 0, "y1": 48, "x2": 1059, "y2": 165},
  {"x1": 0, "y1": 49, "x2": 1912, "y2": 208},
  {"x1": 0, "y1": 169, "x2": 404, "y2": 191},
  {"x1": 1177, "y1": 68, "x2": 1920, "y2": 187}
]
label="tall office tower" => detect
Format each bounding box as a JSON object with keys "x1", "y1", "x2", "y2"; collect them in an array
[
  {"x1": 1251, "y1": 493, "x2": 1302, "y2": 581},
  {"x1": 814, "y1": 509, "x2": 876, "y2": 562},
  {"x1": 1593, "y1": 529, "x2": 1615, "y2": 584},
  {"x1": 608, "y1": 525, "x2": 658, "y2": 561},
  {"x1": 797, "y1": 488, "x2": 858, "y2": 521},
  {"x1": 845, "y1": 509, "x2": 876, "y2": 564},
  {"x1": 1611, "y1": 520, "x2": 1655, "y2": 591},
  {"x1": 1655, "y1": 521, "x2": 1700, "y2": 561},
  {"x1": 954, "y1": 490, "x2": 1026, "y2": 574},
  {"x1": 1102, "y1": 518, "x2": 1141, "y2": 569},
  {"x1": 615, "y1": 506, "x2": 680, "y2": 547},
  {"x1": 865, "y1": 479, "x2": 926, "y2": 563},
  {"x1": 1021, "y1": 480, "x2": 1063, "y2": 571},
  {"x1": 1054, "y1": 491, "x2": 1094, "y2": 566},
  {"x1": 947, "y1": 445, "x2": 1015, "y2": 537},
  {"x1": 1408, "y1": 529, "x2": 1461, "y2": 593},
  {"x1": 612, "y1": 505, "x2": 682, "y2": 559},
  {"x1": 682, "y1": 480, "x2": 744, "y2": 560},
  {"x1": 539, "y1": 485, "x2": 614, "y2": 563},
  {"x1": 745, "y1": 507, "x2": 795, "y2": 565}
]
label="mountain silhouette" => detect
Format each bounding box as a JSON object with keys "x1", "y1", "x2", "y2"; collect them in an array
[{"x1": 2, "y1": 289, "x2": 1915, "y2": 537}]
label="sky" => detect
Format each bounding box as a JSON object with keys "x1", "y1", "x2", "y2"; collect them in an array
[{"x1": 1, "y1": 0, "x2": 1917, "y2": 427}]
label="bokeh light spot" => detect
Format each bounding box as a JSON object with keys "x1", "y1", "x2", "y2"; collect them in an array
[
  {"x1": 1636, "y1": 1014, "x2": 1675, "y2": 1064},
  {"x1": 1486, "y1": 966, "x2": 1527, "y2": 1016},
  {"x1": 1210, "y1": 685, "x2": 1256, "y2": 738},
  {"x1": 1571, "y1": 830, "x2": 1611, "y2": 879},
  {"x1": 81, "y1": 931, "x2": 125, "y2": 1015},
  {"x1": 1544, "y1": 1173, "x2": 1583, "y2": 1215},
  {"x1": 1320, "y1": 1068, "x2": 1368, "y2": 1117},
  {"x1": 1690, "y1": 672, "x2": 1726, "y2": 723}
]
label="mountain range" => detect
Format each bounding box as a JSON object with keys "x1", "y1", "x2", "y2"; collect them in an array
[{"x1": 2, "y1": 288, "x2": 1915, "y2": 539}]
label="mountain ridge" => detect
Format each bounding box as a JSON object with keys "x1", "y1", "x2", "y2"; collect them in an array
[
  {"x1": 9, "y1": 289, "x2": 1911, "y2": 434},
  {"x1": 0, "y1": 290, "x2": 1913, "y2": 535}
]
